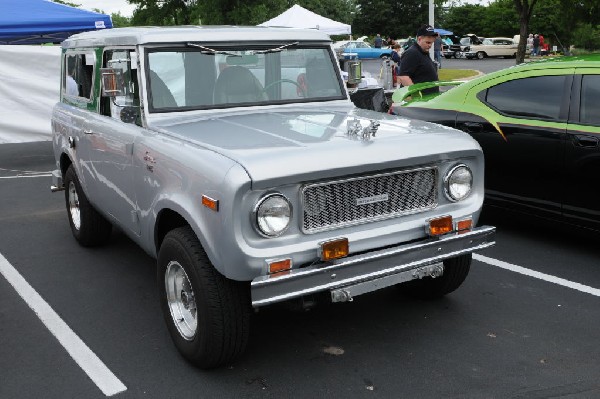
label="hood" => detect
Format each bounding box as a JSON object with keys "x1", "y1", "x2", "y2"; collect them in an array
[{"x1": 150, "y1": 106, "x2": 479, "y2": 189}]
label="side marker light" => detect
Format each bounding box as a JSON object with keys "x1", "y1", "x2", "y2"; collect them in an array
[{"x1": 201, "y1": 195, "x2": 219, "y2": 211}]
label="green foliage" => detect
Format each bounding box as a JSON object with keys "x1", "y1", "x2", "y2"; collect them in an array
[
  {"x1": 88, "y1": 0, "x2": 599, "y2": 55},
  {"x1": 51, "y1": 0, "x2": 80, "y2": 7},
  {"x1": 572, "y1": 23, "x2": 600, "y2": 51},
  {"x1": 353, "y1": 0, "x2": 445, "y2": 38},
  {"x1": 125, "y1": 0, "x2": 355, "y2": 27},
  {"x1": 111, "y1": 12, "x2": 132, "y2": 28},
  {"x1": 438, "y1": 4, "x2": 489, "y2": 37}
]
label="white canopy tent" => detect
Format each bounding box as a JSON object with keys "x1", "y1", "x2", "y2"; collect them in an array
[{"x1": 258, "y1": 4, "x2": 351, "y2": 35}]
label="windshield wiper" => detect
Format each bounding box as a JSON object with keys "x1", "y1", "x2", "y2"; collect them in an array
[
  {"x1": 187, "y1": 41, "x2": 299, "y2": 56},
  {"x1": 253, "y1": 42, "x2": 299, "y2": 54},
  {"x1": 186, "y1": 43, "x2": 240, "y2": 57}
]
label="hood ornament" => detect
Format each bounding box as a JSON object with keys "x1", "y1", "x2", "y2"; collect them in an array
[{"x1": 346, "y1": 118, "x2": 380, "y2": 141}]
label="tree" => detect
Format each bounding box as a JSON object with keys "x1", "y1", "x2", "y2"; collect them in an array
[
  {"x1": 353, "y1": 0, "x2": 445, "y2": 39},
  {"x1": 439, "y1": 4, "x2": 489, "y2": 37},
  {"x1": 129, "y1": 0, "x2": 197, "y2": 26},
  {"x1": 514, "y1": 0, "x2": 538, "y2": 63},
  {"x1": 51, "y1": 0, "x2": 80, "y2": 6},
  {"x1": 111, "y1": 12, "x2": 132, "y2": 28}
]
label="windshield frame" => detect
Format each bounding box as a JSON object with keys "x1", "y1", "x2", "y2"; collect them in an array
[{"x1": 143, "y1": 43, "x2": 347, "y2": 114}]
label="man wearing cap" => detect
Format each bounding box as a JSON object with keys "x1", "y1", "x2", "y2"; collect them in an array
[{"x1": 398, "y1": 24, "x2": 439, "y2": 94}]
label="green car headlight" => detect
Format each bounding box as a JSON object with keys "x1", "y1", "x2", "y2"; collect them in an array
[
  {"x1": 254, "y1": 194, "x2": 292, "y2": 237},
  {"x1": 444, "y1": 164, "x2": 473, "y2": 202}
]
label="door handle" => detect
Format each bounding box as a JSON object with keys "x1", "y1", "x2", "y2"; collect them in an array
[
  {"x1": 83, "y1": 129, "x2": 93, "y2": 135},
  {"x1": 572, "y1": 134, "x2": 598, "y2": 148}
]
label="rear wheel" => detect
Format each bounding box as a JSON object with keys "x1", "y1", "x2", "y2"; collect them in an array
[
  {"x1": 401, "y1": 254, "x2": 471, "y2": 299},
  {"x1": 158, "y1": 226, "x2": 251, "y2": 369},
  {"x1": 64, "y1": 165, "x2": 112, "y2": 246}
]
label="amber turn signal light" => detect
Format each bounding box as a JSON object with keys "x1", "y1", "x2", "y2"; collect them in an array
[
  {"x1": 201, "y1": 195, "x2": 219, "y2": 211},
  {"x1": 456, "y1": 218, "x2": 473, "y2": 233},
  {"x1": 268, "y1": 258, "x2": 292, "y2": 275},
  {"x1": 320, "y1": 238, "x2": 349, "y2": 261},
  {"x1": 428, "y1": 215, "x2": 453, "y2": 236}
]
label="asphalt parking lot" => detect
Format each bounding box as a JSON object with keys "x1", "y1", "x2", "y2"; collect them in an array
[{"x1": 1, "y1": 141, "x2": 600, "y2": 398}]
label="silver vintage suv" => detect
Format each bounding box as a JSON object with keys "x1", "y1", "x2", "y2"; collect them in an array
[{"x1": 51, "y1": 26, "x2": 495, "y2": 368}]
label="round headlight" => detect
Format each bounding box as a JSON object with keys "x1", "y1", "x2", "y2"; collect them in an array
[
  {"x1": 255, "y1": 194, "x2": 292, "y2": 237},
  {"x1": 445, "y1": 164, "x2": 473, "y2": 202}
]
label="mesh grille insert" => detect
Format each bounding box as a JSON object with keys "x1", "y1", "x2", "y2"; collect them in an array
[{"x1": 301, "y1": 167, "x2": 438, "y2": 233}]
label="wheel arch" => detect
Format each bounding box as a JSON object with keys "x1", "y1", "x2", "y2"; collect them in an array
[
  {"x1": 154, "y1": 206, "x2": 225, "y2": 278},
  {"x1": 59, "y1": 152, "x2": 72, "y2": 178},
  {"x1": 155, "y1": 208, "x2": 189, "y2": 252}
]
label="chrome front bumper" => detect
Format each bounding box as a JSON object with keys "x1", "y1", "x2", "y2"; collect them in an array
[{"x1": 250, "y1": 225, "x2": 495, "y2": 307}]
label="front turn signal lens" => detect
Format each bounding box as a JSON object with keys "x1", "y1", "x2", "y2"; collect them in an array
[
  {"x1": 456, "y1": 218, "x2": 473, "y2": 233},
  {"x1": 428, "y1": 215, "x2": 453, "y2": 236},
  {"x1": 320, "y1": 238, "x2": 349, "y2": 261},
  {"x1": 268, "y1": 258, "x2": 292, "y2": 275}
]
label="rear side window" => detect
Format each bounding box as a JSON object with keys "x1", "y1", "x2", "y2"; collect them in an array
[
  {"x1": 580, "y1": 75, "x2": 600, "y2": 125},
  {"x1": 63, "y1": 53, "x2": 95, "y2": 100},
  {"x1": 482, "y1": 75, "x2": 566, "y2": 121}
]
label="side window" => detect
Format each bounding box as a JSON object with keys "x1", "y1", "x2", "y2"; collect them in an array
[
  {"x1": 580, "y1": 75, "x2": 600, "y2": 125},
  {"x1": 101, "y1": 49, "x2": 139, "y2": 121},
  {"x1": 483, "y1": 75, "x2": 566, "y2": 121},
  {"x1": 63, "y1": 53, "x2": 94, "y2": 100}
]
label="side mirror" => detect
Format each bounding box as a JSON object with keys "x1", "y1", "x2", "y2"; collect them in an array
[
  {"x1": 100, "y1": 68, "x2": 125, "y2": 97},
  {"x1": 120, "y1": 106, "x2": 139, "y2": 124},
  {"x1": 347, "y1": 61, "x2": 362, "y2": 85}
]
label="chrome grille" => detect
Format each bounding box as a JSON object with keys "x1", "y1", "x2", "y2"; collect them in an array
[{"x1": 301, "y1": 167, "x2": 438, "y2": 233}]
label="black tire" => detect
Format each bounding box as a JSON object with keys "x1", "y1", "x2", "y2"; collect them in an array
[
  {"x1": 401, "y1": 254, "x2": 471, "y2": 300},
  {"x1": 476, "y1": 51, "x2": 485, "y2": 60},
  {"x1": 157, "y1": 226, "x2": 251, "y2": 369},
  {"x1": 64, "y1": 165, "x2": 112, "y2": 246}
]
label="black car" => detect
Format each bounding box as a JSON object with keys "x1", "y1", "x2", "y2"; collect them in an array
[{"x1": 391, "y1": 55, "x2": 600, "y2": 232}]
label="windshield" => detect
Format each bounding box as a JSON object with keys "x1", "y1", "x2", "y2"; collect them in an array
[{"x1": 146, "y1": 45, "x2": 345, "y2": 112}]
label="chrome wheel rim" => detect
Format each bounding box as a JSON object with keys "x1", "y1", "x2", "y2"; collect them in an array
[
  {"x1": 68, "y1": 181, "x2": 81, "y2": 230},
  {"x1": 165, "y1": 261, "x2": 197, "y2": 340}
]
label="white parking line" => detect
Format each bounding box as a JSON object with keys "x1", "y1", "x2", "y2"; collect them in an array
[
  {"x1": 474, "y1": 253, "x2": 600, "y2": 297},
  {"x1": 0, "y1": 252, "x2": 127, "y2": 397},
  {"x1": 0, "y1": 174, "x2": 52, "y2": 179}
]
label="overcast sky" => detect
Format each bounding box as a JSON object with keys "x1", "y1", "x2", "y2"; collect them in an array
[
  {"x1": 75, "y1": 0, "x2": 136, "y2": 17},
  {"x1": 75, "y1": 0, "x2": 487, "y2": 19}
]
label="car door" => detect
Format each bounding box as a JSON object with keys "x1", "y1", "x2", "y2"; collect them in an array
[
  {"x1": 563, "y1": 71, "x2": 600, "y2": 229},
  {"x1": 456, "y1": 73, "x2": 571, "y2": 218},
  {"x1": 79, "y1": 48, "x2": 142, "y2": 236}
]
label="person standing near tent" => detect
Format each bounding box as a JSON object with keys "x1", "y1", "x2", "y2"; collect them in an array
[{"x1": 398, "y1": 24, "x2": 439, "y2": 95}]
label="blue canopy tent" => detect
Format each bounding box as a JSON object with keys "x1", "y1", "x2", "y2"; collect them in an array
[
  {"x1": 0, "y1": 0, "x2": 112, "y2": 44},
  {"x1": 434, "y1": 28, "x2": 453, "y2": 36}
]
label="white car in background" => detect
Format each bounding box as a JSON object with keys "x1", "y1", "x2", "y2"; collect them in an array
[{"x1": 464, "y1": 37, "x2": 517, "y2": 59}]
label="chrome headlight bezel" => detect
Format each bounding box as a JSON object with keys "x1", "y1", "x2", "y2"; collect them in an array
[
  {"x1": 253, "y1": 193, "x2": 293, "y2": 238},
  {"x1": 444, "y1": 164, "x2": 473, "y2": 202}
]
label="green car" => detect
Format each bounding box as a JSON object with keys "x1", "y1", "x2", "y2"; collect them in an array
[{"x1": 391, "y1": 54, "x2": 600, "y2": 231}]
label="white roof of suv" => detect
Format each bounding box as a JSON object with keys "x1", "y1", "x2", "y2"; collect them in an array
[{"x1": 62, "y1": 26, "x2": 332, "y2": 48}]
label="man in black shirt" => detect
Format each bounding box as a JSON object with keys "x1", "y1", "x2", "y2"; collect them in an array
[{"x1": 398, "y1": 24, "x2": 439, "y2": 94}]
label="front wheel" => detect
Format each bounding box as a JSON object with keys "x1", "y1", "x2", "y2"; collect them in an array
[
  {"x1": 476, "y1": 51, "x2": 485, "y2": 59},
  {"x1": 400, "y1": 254, "x2": 472, "y2": 299},
  {"x1": 63, "y1": 165, "x2": 112, "y2": 246},
  {"x1": 158, "y1": 226, "x2": 251, "y2": 369}
]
